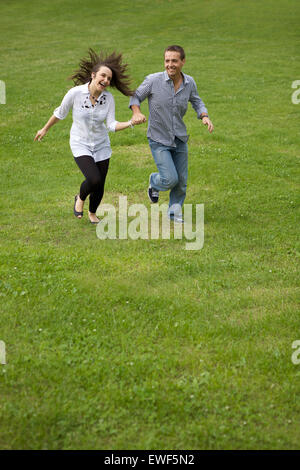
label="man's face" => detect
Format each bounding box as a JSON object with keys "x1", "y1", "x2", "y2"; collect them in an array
[{"x1": 164, "y1": 51, "x2": 185, "y2": 79}]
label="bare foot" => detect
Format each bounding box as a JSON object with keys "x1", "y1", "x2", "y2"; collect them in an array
[
  {"x1": 75, "y1": 195, "x2": 84, "y2": 218},
  {"x1": 89, "y1": 212, "x2": 100, "y2": 224}
]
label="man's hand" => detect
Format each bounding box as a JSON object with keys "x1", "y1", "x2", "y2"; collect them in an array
[
  {"x1": 132, "y1": 112, "x2": 147, "y2": 125},
  {"x1": 202, "y1": 117, "x2": 214, "y2": 133}
]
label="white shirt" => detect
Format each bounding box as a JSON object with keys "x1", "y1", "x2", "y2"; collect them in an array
[{"x1": 54, "y1": 83, "x2": 118, "y2": 162}]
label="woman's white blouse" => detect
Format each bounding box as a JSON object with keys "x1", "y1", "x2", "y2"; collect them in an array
[{"x1": 54, "y1": 83, "x2": 118, "y2": 162}]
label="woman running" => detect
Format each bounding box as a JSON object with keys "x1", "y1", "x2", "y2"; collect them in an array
[{"x1": 34, "y1": 49, "x2": 141, "y2": 224}]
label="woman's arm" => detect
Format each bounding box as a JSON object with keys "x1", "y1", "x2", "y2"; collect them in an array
[
  {"x1": 34, "y1": 87, "x2": 75, "y2": 141},
  {"x1": 115, "y1": 120, "x2": 134, "y2": 132},
  {"x1": 34, "y1": 115, "x2": 60, "y2": 141},
  {"x1": 106, "y1": 94, "x2": 142, "y2": 133}
]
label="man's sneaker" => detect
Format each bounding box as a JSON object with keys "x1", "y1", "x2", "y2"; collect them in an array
[
  {"x1": 148, "y1": 176, "x2": 159, "y2": 203},
  {"x1": 168, "y1": 212, "x2": 184, "y2": 224}
]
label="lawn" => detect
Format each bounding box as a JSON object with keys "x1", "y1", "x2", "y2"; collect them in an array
[{"x1": 0, "y1": 0, "x2": 299, "y2": 450}]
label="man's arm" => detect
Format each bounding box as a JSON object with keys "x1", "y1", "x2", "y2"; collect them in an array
[
  {"x1": 129, "y1": 75, "x2": 153, "y2": 124},
  {"x1": 131, "y1": 104, "x2": 147, "y2": 125},
  {"x1": 189, "y1": 79, "x2": 214, "y2": 133}
]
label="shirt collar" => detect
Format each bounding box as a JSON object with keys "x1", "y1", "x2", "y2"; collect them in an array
[
  {"x1": 164, "y1": 70, "x2": 171, "y2": 81},
  {"x1": 182, "y1": 73, "x2": 189, "y2": 85},
  {"x1": 82, "y1": 82, "x2": 90, "y2": 93},
  {"x1": 81, "y1": 82, "x2": 106, "y2": 98},
  {"x1": 163, "y1": 70, "x2": 189, "y2": 85}
]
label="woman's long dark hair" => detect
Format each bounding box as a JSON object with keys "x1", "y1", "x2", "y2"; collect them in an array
[{"x1": 69, "y1": 48, "x2": 134, "y2": 96}]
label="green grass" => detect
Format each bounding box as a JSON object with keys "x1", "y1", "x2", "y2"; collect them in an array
[{"x1": 0, "y1": 0, "x2": 299, "y2": 450}]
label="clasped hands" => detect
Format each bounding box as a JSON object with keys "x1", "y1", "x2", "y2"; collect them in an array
[{"x1": 131, "y1": 112, "x2": 147, "y2": 126}]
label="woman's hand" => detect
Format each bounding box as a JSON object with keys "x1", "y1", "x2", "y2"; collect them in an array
[
  {"x1": 115, "y1": 119, "x2": 146, "y2": 132},
  {"x1": 34, "y1": 128, "x2": 47, "y2": 142},
  {"x1": 34, "y1": 117, "x2": 60, "y2": 141}
]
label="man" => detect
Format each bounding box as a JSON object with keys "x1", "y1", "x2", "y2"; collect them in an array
[{"x1": 130, "y1": 45, "x2": 214, "y2": 223}]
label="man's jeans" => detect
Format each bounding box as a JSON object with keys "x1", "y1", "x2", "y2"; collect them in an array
[{"x1": 148, "y1": 137, "x2": 188, "y2": 215}]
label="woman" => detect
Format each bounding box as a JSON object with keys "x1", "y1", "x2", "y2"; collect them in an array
[{"x1": 34, "y1": 49, "x2": 141, "y2": 224}]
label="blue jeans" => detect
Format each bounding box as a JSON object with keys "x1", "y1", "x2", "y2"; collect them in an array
[{"x1": 148, "y1": 137, "x2": 188, "y2": 215}]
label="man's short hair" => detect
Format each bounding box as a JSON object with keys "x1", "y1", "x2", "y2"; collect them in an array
[{"x1": 164, "y1": 45, "x2": 185, "y2": 60}]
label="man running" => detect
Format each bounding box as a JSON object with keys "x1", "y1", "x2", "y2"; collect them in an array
[{"x1": 130, "y1": 45, "x2": 214, "y2": 222}]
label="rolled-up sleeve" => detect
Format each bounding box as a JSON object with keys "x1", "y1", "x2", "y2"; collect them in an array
[
  {"x1": 106, "y1": 94, "x2": 118, "y2": 132},
  {"x1": 129, "y1": 75, "x2": 152, "y2": 108},
  {"x1": 189, "y1": 79, "x2": 208, "y2": 118},
  {"x1": 54, "y1": 88, "x2": 75, "y2": 120}
]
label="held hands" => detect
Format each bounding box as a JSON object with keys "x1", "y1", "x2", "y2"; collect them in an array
[
  {"x1": 131, "y1": 112, "x2": 147, "y2": 126},
  {"x1": 202, "y1": 117, "x2": 214, "y2": 133},
  {"x1": 34, "y1": 128, "x2": 47, "y2": 142}
]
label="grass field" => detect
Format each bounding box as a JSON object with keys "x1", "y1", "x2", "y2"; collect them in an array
[{"x1": 0, "y1": 0, "x2": 299, "y2": 450}]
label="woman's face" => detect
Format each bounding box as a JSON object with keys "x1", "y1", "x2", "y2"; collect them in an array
[{"x1": 91, "y1": 66, "x2": 113, "y2": 93}]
